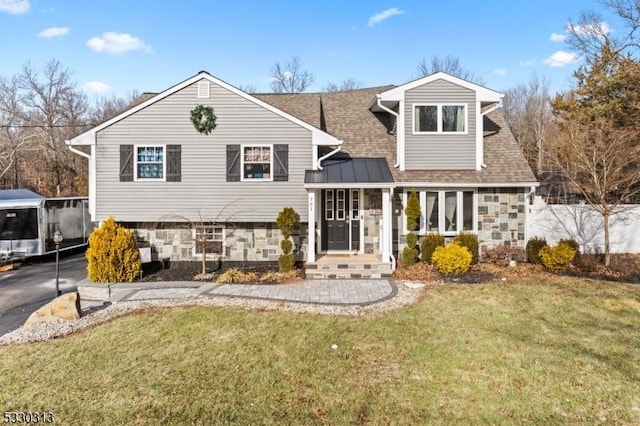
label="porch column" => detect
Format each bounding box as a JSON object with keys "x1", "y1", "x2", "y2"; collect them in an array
[
  {"x1": 307, "y1": 190, "x2": 316, "y2": 262},
  {"x1": 381, "y1": 188, "x2": 391, "y2": 263}
]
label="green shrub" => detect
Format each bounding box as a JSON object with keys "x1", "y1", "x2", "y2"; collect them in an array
[
  {"x1": 276, "y1": 207, "x2": 298, "y2": 239},
  {"x1": 404, "y1": 190, "x2": 421, "y2": 231},
  {"x1": 526, "y1": 237, "x2": 548, "y2": 264},
  {"x1": 276, "y1": 207, "x2": 299, "y2": 272},
  {"x1": 539, "y1": 243, "x2": 576, "y2": 272},
  {"x1": 403, "y1": 232, "x2": 419, "y2": 266},
  {"x1": 453, "y1": 232, "x2": 479, "y2": 264},
  {"x1": 86, "y1": 216, "x2": 141, "y2": 283},
  {"x1": 402, "y1": 246, "x2": 419, "y2": 267},
  {"x1": 278, "y1": 254, "x2": 295, "y2": 272},
  {"x1": 280, "y1": 239, "x2": 293, "y2": 253},
  {"x1": 421, "y1": 233, "x2": 445, "y2": 263},
  {"x1": 431, "y1": 243, "x2": 472, "y2": 275}
]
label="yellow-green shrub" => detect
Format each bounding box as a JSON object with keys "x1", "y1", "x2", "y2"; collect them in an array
[
  {"x1": 431, "y1": 243, "x2": 472, "y2": 275},
  {"x1": 453, "y1": 232, "x2": 479, "y2": 264},
  {"x1": 539, "y1": 243, "x2": 576, "y2": 271},
  {"x1": 86, "y1": 216, "x2": 141, "y2": 283}
]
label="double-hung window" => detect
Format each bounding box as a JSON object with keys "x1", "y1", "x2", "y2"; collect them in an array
[
  {"x1": 136, "y1": 146, "x2": 165, "y2": 180},
  {"x1": 405, "y1": 190, "x2": 476, "y2": 235},
  {"x1": 242, "y1": 145, "x2": 272, "y2": 181},
  {"x1": 414, "y1": 104, "x2": 467, "y2": 134}
]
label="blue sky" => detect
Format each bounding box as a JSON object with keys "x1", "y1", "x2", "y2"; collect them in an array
[{"x1": 0, "y1": 0, "x2": 619, "y2": 99}]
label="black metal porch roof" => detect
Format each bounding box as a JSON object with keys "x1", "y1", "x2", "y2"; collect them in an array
[{"x1": 304, "y1": 157, "x2": 394, "y2": 186}]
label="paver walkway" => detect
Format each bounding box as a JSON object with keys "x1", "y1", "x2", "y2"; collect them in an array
[{"x1": 117, "y1": 279, "x2": 395, "y2": 306}]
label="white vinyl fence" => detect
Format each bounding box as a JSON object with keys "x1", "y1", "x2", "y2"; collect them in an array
[{"x1": 528, "y1": 197, "x2": 640, "y2": 253}]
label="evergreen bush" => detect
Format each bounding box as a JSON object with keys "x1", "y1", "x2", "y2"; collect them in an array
[
  {"x1": 526, "y1": 237, "x2": 548, "y2": 264},
  {"x1": 539, "y1": 243, "x2": 576, "y2": 272},
  {"x1": 421, "y1": 233, "x2": 445, "y2": 263},
  {"x1": 276, "y1": 207, "x2": 299, "y2": 272},
  {"x1": 431, "y1": 243, "x2": 472, "y2": 275},
  {"x1": 86, "y1": 216, "x2": 141, "y2": 283},
  {"x1": 453, "y1": 232, "x2": 479, "y2": 264},
  {"x1": 403, "y1": 190, "x2": 421, "y2": 266}
]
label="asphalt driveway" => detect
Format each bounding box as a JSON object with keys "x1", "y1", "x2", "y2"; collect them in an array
[{"x1": 0, "y1": 250, "x2": 87, "y2": 336}]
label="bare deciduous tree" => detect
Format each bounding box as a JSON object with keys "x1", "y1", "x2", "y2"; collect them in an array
[
  {"x1": 417, "y1": 55, "x2": 484, "y2": 84},
  {"x1": 237, "y1": 84, "x2": 257, "y2": 94},
  {"x1": 545, "y1": 118, "x2": 640, "y2": 266},
  {"x1": 503, "y1": 74, "x2": 554, "y2": 175},
  {"x1": 566, "y1": 0, "x2": 640, "y2": 59},
  {"x1": 324, "y1": 78, "x2": 362, "y2": 93},
  {"x1": 88, "y1": 91, "x2": 139, "y2": 126},
  {"x1": 549, "y1": 43, "x2": 640, "y2": 266},
  {"x1": 269, "y1": 56, "x2": 314, "y2": 93}
]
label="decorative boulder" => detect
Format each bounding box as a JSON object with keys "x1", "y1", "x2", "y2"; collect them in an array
[{"x1": 24, "y1": 292, "x2": 82, "y2": 328}]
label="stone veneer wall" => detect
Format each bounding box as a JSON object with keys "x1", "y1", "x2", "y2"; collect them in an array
[
  {"x1": 477, "y1": 188, "x2": 526, "y2": 254},
  {"x1": 125, "y1": 222, "x2": 307, "y2": 263},
  {"x1": 363, "y1": 189, "x2": 382, "y2": 254},
  {"x1": 393, "y1": 188, "x2": 527, "y2": 259}
]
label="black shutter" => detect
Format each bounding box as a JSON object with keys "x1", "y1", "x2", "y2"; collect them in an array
[
  {"x1": 226, "y1": 145, "x2": 240, "y2": 182},
  {"x1": 166, "y1": 144, "x2": 181, "y2": 182},
  {"x1": 273, "y1": 144, "x2": 288, "y2": 182},
  {"x1": 120, "y1": 145, "x2": 133, "y2": 182}
]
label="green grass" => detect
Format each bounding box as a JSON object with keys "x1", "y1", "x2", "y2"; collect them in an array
[{"x1": 1, "y1": 277, "x2": 639, "y2": 425}]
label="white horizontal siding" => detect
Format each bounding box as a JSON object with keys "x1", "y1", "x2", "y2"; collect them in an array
[
  {"x1": 95, "y1": 80, "x2": 312, "y2": 223},
  {"x1": 404, "y1": 79, "x2": 476, "y2": 169}
]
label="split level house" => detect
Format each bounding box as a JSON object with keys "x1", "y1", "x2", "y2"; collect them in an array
[{"x1": 67, "y1": 71, "x2": 538, "y2": 279}]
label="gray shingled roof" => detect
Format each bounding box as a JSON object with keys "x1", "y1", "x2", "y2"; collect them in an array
[
  {"x1": 257, "y1": 87, "x2": 536, "y2": 185},
  {"x1": 131, "y1": 80, "x2": 536, "y2": 186}
]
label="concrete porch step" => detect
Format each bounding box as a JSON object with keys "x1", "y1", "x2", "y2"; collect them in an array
[{"x1": 305, "y1": 262, "x2": 393, "y2": 279}]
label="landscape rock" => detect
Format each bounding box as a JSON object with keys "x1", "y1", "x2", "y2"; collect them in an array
[{"x1": 24, "y1": 292, "x2": 82, "y2": 328}]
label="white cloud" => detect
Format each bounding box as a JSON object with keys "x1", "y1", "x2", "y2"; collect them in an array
[
  {"x1": 543, "y1": 50, "x2": 580, "y2": 67},
  {"x1": 550, "y1": 32, "x2": 567, "y2": 42},
  {"x1": 518, "y1": 59, "x2": 537, "y2": 66},
  {"x1": 82, "y1": 81, "x2": 112, "y2": 94},
  {"x1": 86, "y1": 32, "x2": 152, "y2": 55},
  {"x1": 569, "y1": 21, "x2": 612, "y2": 37},
  {"x1": 0, "y1": 0, "x2": 30, "y2": 14},
  {"x1": 493, "y1": 68, "x2": 507, "y2": 76},
  {"x1": 368, "y1": 7, "x2": 404, "y2": 27},
  {"x1": 38, "y1": 26, "x2": 69, "y2": 39}
]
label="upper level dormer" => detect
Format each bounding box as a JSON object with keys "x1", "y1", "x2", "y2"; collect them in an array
[{"x1": 369, "y1": 72, "x2": 503, "y2": 171}]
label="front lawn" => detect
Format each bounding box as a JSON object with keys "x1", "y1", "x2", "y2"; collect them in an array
[{"x1": 1, "y1": 277, "x2": 639, "y2": 424}]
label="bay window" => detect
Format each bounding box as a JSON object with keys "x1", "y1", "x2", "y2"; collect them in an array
[{"x1": 404, "y1": 189, "x2": 476, "y2": 235}]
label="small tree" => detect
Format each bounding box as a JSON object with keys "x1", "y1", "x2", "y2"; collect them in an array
[
  {"x1": 86, "y1": 216, "x2": 141, "y2": 283},
  {"x1": 276, "y1": 207, "x2": 299, "y2": 272},
  {"x1": 402, "y1": 190, "x2": 421, "y2": 266}
]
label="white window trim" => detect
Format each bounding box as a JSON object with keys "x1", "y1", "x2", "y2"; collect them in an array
[
  {"x1": 134, "y1": 144, "x2": 166, "y2": 182},
  {"x1": 192, "y1": 224, "x2": 225, "y2": 258},
  {"x1": 240, "y1": 144, "x2": 274, "y2": 182},
  {"x1": 402, "y1": 189, "x2": 477, "y2": 235},
  {"x1": 412, "y1": 103, "x2": 469, "y2": 135}
]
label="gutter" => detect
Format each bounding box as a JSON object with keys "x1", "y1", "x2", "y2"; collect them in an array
[
  {"x1": 376, "y1": 94, "x2": 401, "y2": 168},
  {"x1": 65, "y1": 140, "x2": 91, "y2": 159}
]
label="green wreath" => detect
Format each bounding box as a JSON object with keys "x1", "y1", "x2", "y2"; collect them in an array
[{"x1": 190, "y1": 105, "x2": 217, "y2": 135}]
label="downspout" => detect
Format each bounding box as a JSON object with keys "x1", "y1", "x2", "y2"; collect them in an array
[
  {"x1": 524, "y1": 185, "x2": 536, "y2": 248},
  {"x1": 376, "y1": 95, "x2": 400, "y2": 168},
  {"x1": 479, "y1": 104, "x2": 501, "y2": 168},
  {"x1": 317, "y1": 146, "x2": 341, "y2": 170}
]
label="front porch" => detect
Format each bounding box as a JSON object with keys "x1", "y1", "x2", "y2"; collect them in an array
[{"x1": 305, "y1": 253, "x2": 393, "y2": 279}]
